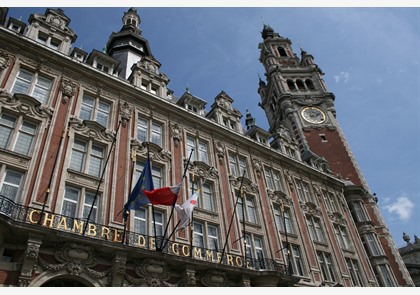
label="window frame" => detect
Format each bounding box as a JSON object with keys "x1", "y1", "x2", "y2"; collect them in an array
[
  {"x1": 317, "y1": 251, "x2": 337, "y2": 283},
  {"x1": 133, "y1": 207, "x2": 164, "y2": 237},
  {"x1": 229, "y1": 153, "x2": 249, "y2": 178},
  {"x1": 237, "y1": 195, "x2": 258, "y2": 224},
  {"x1": 186, "y1": 135, "x2": 209, "y2": 164},
  {"x1": 192, "y1": 220, "x2": 220, "y2": 251},
  {"x1": 273, "y1": 204, "x2": 294, "y2": 234},
  {"x1": 79, "y1": 93, "x2": 111, "y2": 128},
  {"x1": 61, "y1": 185, "x2": 99, "y2": 222},
  {"x1": 0, "y1": 112, "x2": 38, "y2": 156},
  {"x1": 0, "y1": 167, "x2": 24, "y2": 203},
  {"x1": 189, "y1": 179, "x2": 215, "y2": 212},
  {"x1": 11, "y1": 68, "x2": 53, "y2": 105},
  {"x1": 306, "y1": 215, "x2": 325, "y2": 243},
  {"x1": 69, "y1": 137, "x2": 105, "y2": 178},
  {"x1": 136, "y1": 115, "x2": 163, "y2": 147}
]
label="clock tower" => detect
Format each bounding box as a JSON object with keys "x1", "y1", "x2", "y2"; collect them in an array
[{"x1": 258, "y1": 24, "x2": 413, "y2": 286}]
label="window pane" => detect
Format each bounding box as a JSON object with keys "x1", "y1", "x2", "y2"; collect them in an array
[
  {"x1": 137, "y1": 118, "x2": 148, "y2": 142},
  {"x1": 0, "y1": 114, "x2": 16, "y2": 149},
  {"x1": 96, "y1": 101, "x2": 110, "y2": 127},
  {"x1": 202, "y1": 184, "x2": 213, "y2": 211},
  {"x1": 229, "y1": 154, "x2": 238, "y2": 176},
  {"x1": 88, "y1": 145, "x2": 103, "y2": 177},
  {"x1": 151, "y1": 123, "x2": 162, "y2": 146},
  {"x1": 134, "y1": 208, "x2": 147, "y2": 234},
  {"x1": 0, "y1": 169, "x2": 23, "y2": 202},
  {"x1": 198, "y1": 141, "x2": 208, "y2": 163},
  {"x1": 14, "y1": 121, "x2": 37, "y2": 155},
  {"x1": 32, "y1": 76, "x2": 51, "y2": 104},
  {"x1": 12, "y1": 70, "x2": 33, "y2": 94},
  {"x1": 62, "y1": 187, "x2": 79, "y2": 217},
  {"x1": 70, "y1": 140, "x2": 86, "y2": 172},
  {"x1": 246, "y1": 197, "x2": 257, "y2": 223},
  {"x1": 80, "y1": 96, "x2": 95, "y2": 121},
  {"x1": 83, "y1": 192, "x2": 98, "y2": 221}
]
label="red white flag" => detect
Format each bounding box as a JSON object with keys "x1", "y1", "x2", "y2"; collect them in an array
[{"x1": 143, "y1": 182, "x2": 182, "y2": 206}]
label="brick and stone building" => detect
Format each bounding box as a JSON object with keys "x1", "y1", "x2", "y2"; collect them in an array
[{"x1": 0, "y1": 7, "x2": 414, "y2": 287}]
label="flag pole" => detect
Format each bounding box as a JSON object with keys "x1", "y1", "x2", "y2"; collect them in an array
[
  {"x1": 83, "y1": 120, "x2": 122, "y2": 236},
  {"x1": 282, "y1": 201, "x2": 293, "y2": 276},
  {"x1": 38, "y1": 128, "x2": 66, "y2": 224},
  {"x1": 189, "y1": 172, "x2": 195, "y2": 258},
  {"x1": 121, "y1": 149, "x2": 136, "y2": 244},
  {"x1": 241, "y1": 186, "x2": 246, "y2": 265},
  {"x1": 159, "y1": 149, "x2": 194, "y2": 251},
  {"x1": 219, "y1": 170, "x2": 246, "y2": 264}
]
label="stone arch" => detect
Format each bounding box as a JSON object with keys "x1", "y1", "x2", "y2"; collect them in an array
[{"x1": 29, "y1": 269, "x2": 103, "y2": 287}]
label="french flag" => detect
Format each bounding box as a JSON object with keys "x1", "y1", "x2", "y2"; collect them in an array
[{"x1": 143, "y1": 182, "x2": 182, "y2": 206}]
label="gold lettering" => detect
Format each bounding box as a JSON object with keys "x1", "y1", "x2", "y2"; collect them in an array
[
  {"x1": 206, "y1": 250, "x2": 215, "y2": 262},
  {"x1": 72, "y1": 219, "x2": 84, "y2": 234},
  {"x1": 246, "y1": 259, "x2": 251, "y2": 269},
  {"x1": 101, "y1": 227, "x2": 110, "y2": 240},
  {"x1": 113, "y1": 229, "x2": 121, "y2": 242},
  {"x1": 137, "y1": 235, "x2": 146, "y2": 247},
  {"x1": 193, "y1": 247, "x2": 203, "y2": 260},
  {"x1": 42, "y1": 213, "x2": 55, "y2": 228},
  {"x1": 28, "y1": 210, "x2": 40, "y2": 224},
  {"x1": 87, "y1": 224, "x2": 97, "y2": 237},
  {"x1": 182, "y1": 245, "x2": 190, "y2": 257},
  {"x1": 57, "y1": 217, "x2": 68, "y2": 231},
  {"x1": 235, "y1": 256, "x2": 243, "y2": 267},
  {"x1": 149, "y1": 237, "x2": 155, "y2": 250},
  {"x1": 226, "y1": 254, "x2": 234, "y2": 266},
  {"x1": 217, "y1": 252, "x2": 223, "y2": 263},
  {"x1": 172, "y1": 243, "x2": 179, "y2": 255}
]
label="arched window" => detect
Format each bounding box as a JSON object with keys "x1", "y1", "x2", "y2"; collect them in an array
[
  {"x1": 305, "y1": 79, "x2": 316, "y2": 90},
  {"x1": 278, "y1": 46, "x2": 287, "y2": 57},
  {"x1": 296, "y1": 79, "x2": 306, "y2": 91},
  {"x1": 287, "y1": 79, "x2": 296, "y2": 91}
]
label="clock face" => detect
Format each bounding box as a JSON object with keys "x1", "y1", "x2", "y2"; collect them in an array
[{"x1": 301, "y1": 107, "x2": 326, "y2": 124}]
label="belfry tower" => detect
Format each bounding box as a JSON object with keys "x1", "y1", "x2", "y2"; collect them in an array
[{"x1": 257, "y1": 24, "x2": 414, "y2": 287}]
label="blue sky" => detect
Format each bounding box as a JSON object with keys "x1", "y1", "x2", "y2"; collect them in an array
[{"x1": 4, "y1": 4, "x2": 419, "y2": 247}]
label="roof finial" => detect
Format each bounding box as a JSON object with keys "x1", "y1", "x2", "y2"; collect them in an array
[{"x1": 186, "y1": 84, "x2": 190, "y2": 93}]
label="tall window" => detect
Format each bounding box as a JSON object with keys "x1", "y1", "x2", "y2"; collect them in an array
[
  {"x1": 351, "y1": 202, "x2": 368, "y2": 222},
  {"x1": 274, "y1": 205, "x2": 294, "y2": 234},
  {"x1": 295, "y1": 179, "x2": 312, "y2": 202},
  {"x1": 346, "y1": 258, "x2": 364, "y2": 286},
  {"x1": 237, "y1": 195, "x2": 257, "y2": 224},
  {"x1": 244, "y1": 234, "x2": 265, "y2": 268},
  {"x1": 334, "y1": 224, "x2": 351, "y2": 250},
  {"x1": 135, "y1": 159, "x2": 162, "y2": 189},
  {"x1": 306, "y1": 215, "x2": 325, "y2": 243},
  {"x1": 133, "y1": 208, "x2": 164, "y2": 237},
  {"x1": 12, "y1": 69, "x2": 52, "y2": 104},
  {"x1": 317, "y1": 251, "x2": 337, "y2": 282},
  {"x1": 0, "y1": 113, "x2": 37, "y2": 156},
  {"x1": 0, "y1": 168, "x2": 24, "y2": 202},
  {"x1": 193, "y1": 221, "x2": 219, "y2": 251},
  {"x1": 323, "y1": 190, "x2": 339, "y2": 212},
  {"x1": 79, "y1": 95, "x2": 111, "y2": 128},
  {"x1": 229, "y1": 154, "x2": 248, "y2": 178},
  {"x1": 186, "y1": 136, "x2": 209, "y2": 164},
  {"x1": 69, "y1": 138, "x2": 104, "y2": 178},
  {"x1": 287, "y1": 244, "x2": 305, "y2": 276},
  {"x1": 376, "y1": 264, "x2": 395, "y2": 287},
  {"x1": 362, "y1": 233, "x2": 382, "y2": 257},
  {"x1": 137, "y1": 116, "x2": 162, "y2": 146},
  {"x1": 61, "y1": 186, "x2": 98, "y2": 221},
  {"x1": 264, "y1": 168, "x2": 283, "y2": 191},
  {"x1": 190, "y1": 180, "x2": 215, "y2": 212}
]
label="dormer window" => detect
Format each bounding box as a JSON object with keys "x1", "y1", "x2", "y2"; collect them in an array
[
  {"x1": 37, "y1": 32, "x2": 62, "y2": 51},
  {"x1": 96, "y1": 62, "x2": 109, "y2": 73},
  {"x1": 187, "y1": 104, "x2": 198, "y2": 113},
  {"x1": 9, "y1": 23, "x2": 22, "y2": 33},
  {"x1": 37, "y1": 33, "x2": 48, "y2": 45}
]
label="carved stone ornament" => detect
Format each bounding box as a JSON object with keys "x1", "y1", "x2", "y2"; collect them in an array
[
  {"x1": 229, "y1": 175, "x2": 259, "y2": 194},
  {"x1": 182, "y1": 266, "x2": 196, "y2": 286},
  {"x1": 199, "y1": 269, "x2": 229, "y2": 287},
  {"x1": 1, "y1": 93, "x2": 53, "y2": 119},
  {"x1": 0, "y1": 49, "x2": 15, "y2": 70},
  {"x1": 170, "y1": 122, "x2": 182, "y2": 146},
  {"x1": 131, "y1": 139, "x2": 172, "y2": 163},
  {"x1": 119, "y1": 100, "x2": 133, "y2": 127},
  {"x1": 252, "y1": 158, "x2": 262, "y2": 178},
  {"x1": 131, "y1": 258, "x2": 175, "y2": 287},
  {"x1": 187, "y1": 161, "x2": 218, "y2": 180},
  {"x1": 60, "y1": 77, "x2": 78, "y2": 104},
  {"x1": 69, "y1": 117, "x2": 115, "y2": 143},
  {"x1": 300, "y1": 201, "x2": 321, "y2": 216},
  {"x1": 214, "y1": 141, "x2": 225, "y2": 164}
]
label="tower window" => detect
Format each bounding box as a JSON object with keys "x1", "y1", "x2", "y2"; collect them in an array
[
  {"x1": 296, "y1": 79, "x2": 306, "y2": 91},
  {"x1": 287, "y1": 79, "x2": 296, "y2": 91},
  {"x1": 306, "y1": 79, "x2": 316, "y2": 90},
  {"x1": 319, "y1": 134, "x2": 327, "y2": 142},
  {"x1": 277, "y1": 46, "x2": 287, "y2": 57}
]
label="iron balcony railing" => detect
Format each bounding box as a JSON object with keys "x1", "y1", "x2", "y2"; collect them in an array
[{"x1": 0, "y1": 194, "x2": 290, "y2": 274}]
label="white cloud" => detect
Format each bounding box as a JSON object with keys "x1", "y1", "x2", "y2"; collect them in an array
[
  {"x1": 384, "y1": 196, "x2": 415, "y2": 222},
  {"x1": 334, "y1": 71, "x2": 350, "y2": 83}
]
